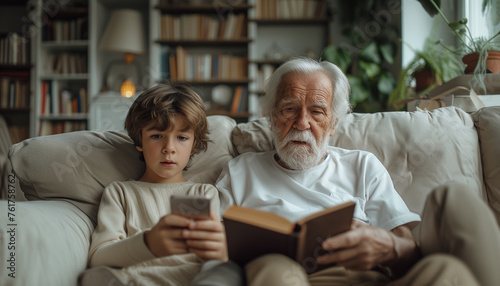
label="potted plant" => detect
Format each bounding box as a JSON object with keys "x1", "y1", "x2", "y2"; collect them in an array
[
  {"x1": 388, "y1": 36, "x2": 463, "y2": 109},
  {"x1": 422, "y1": 0, "x2": 500, "y2": 92},
  {"x1": 321, "y1": 0, "x2": 400, "y2": 113}
]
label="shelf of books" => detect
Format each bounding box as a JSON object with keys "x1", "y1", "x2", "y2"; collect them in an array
[
  {"x1": 34, "y1": 1, "x2": 89, "y2": 136},
  {"x1": 254, "y1": 0, "x2": 327, "y2": 20},
  {"x1": 245, "y1": 0, "x2": 329, "y2": 119},
  {"x1": 0, "y1": 31, "x2": 32, "y2": 143},
  {"x1": 155, "y1": 1, "x2": 251, "y2": 121}
]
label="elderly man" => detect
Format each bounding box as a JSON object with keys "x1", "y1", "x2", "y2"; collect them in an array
[{"x1": 191, "y1": 57, "x2": 500, "y2": 286}]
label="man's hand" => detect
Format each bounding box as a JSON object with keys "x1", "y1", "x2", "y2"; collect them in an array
[
  {"x1": 317, "y1": 220, "x2": 397, "y2": 270},
  {"x1": 182, "y1": 211, "x2": 228, "y2": 261},
  {"x1": 144, "y1": 214, "x2": 193, "y2": 257}
]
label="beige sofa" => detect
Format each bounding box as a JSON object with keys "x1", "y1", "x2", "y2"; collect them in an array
[{"x1": 0, "y1": 106, "x2": 499, "y2": 286}]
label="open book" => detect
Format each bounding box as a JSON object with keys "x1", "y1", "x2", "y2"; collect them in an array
[{"x1": 222, "y1": 201, "x2": 355, "y2": 274}]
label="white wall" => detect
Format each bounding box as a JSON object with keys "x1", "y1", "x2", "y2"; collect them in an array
[{"x1": 401, "y1": 0, "x2": 460, "y2": 67}]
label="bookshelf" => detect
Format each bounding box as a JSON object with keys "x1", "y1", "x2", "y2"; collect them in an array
[
  {"x1": 0, "y1": 1, "x2": 32, "y2": 143},
  {"x1": 151, "y1": 0, "x2": 251, "y2": 121},
  {"x1": 33, "y1": 0, "x2": 90, "y2": 136}
]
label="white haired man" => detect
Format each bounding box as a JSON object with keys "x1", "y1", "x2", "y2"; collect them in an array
[{"x1": 191, "y1": 57, "x2": 500, "y2": 286}]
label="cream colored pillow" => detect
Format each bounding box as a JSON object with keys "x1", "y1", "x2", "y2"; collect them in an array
[
  {"x1": 9, "y1": 130, "x2": 144, "y2": 222},
  {"x1": 185, "y1": 115, "x2": 237, "y2": 185},
  {"x1": 8, "y1": 116, "x2": 237, "y2": 223},
  {"x1": 472, "y1": 106, "x2": 500, "y2": 225},
  {"x1": 232, "y1": 107, "x2": 485, "y2": 215}
]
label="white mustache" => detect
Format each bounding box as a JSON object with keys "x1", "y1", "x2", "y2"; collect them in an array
[{"x1": 283, "y1": 130, "x2": 316, "y2": 145}]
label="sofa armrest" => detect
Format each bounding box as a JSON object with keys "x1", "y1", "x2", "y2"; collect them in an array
[{"x1": 0, "y1": 200, "x2": 94, "y2": 286}]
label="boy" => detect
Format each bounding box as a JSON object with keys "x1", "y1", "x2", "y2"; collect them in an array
[{"x1": 79, "y1": 80, "x2": 227, "y2": 286}]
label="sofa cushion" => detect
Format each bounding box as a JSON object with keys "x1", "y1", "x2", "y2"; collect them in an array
[
  {"x1": 185, "y1": 115, "x2": 238, "y2": 184},
  {"x1": 9, "y1": 130, "x2": 143, "y2": 223},
  {"x1": 472, "y1": 106, "x2": 500, "y2": 225},
  {"x1": 8, "y1": 115, "x2": 236, "y2": 223},
  {"x1": 232, "y1": 107, "x2": 485, "y2": 215},
  {"x1": 0, "y1": 200, "x2": 93, "y2": 286}
]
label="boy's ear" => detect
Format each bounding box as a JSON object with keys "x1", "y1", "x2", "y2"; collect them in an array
[{"x1": 136, "y1": 146, "x2": 143, "y2": 152}]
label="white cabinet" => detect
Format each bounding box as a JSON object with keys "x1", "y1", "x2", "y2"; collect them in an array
[{"x1": 88, "y1": 91, "x2": 136, "y2": 131}]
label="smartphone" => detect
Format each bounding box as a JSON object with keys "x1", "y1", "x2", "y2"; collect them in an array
[{"x1": 170, "y1": 195, "x2": 211, "y2": 220}]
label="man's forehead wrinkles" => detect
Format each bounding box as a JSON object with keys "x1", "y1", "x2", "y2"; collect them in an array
[{"x1": 279, "y1": 98, "x2": 298, "y2": 105}]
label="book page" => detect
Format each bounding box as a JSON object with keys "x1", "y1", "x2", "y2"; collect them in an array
[{"x1": 223, "y1": 205, "x2": 295, "y2": 234}]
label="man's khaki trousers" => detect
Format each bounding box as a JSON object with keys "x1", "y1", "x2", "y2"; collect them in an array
[{"x1": 246, "y1": 183, "x2": 500, "y2": 286}]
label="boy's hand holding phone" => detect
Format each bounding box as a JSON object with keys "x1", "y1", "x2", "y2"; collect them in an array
[
  {"x1": 183, "y1": 211, "x2": 228, "y2": 261},
  {"x1": 144, "y1": 195, "x2": 228, "y2": 261}
]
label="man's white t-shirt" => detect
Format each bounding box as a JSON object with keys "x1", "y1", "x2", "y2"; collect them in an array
[{"x1": 216, "y1": 146, "x2": 420, "y2": 231}]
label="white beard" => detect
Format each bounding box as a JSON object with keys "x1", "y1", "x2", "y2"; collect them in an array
[{"x1": 273, "y1": 128, "x2": 329, "y2": 170}]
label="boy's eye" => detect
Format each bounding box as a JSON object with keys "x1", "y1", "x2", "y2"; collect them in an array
[
  {"x1": 178, "y1": 136, "x2": 188, "y2": 141},
  {"x1": 151, "y1": 134, "x2": 162, "y2": 139}
]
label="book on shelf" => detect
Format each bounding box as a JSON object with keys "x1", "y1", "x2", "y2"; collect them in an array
[
  {"x1": 38, "y1": 120, "x2": 87, "y2": 136},
  {"x1": 230, "y1": 86, "x2": 243, "y2": 115},
  {"x1": 79, "y1": 88, "x2": 87, "y2": 114},
  {"x1": 238, "y1": 86, "x2": 247, "y2": 113},
  {"x1": 46, "y1": 52, "x2": 87, "y2": 74},
  {"x1": 0, "y1": 33, "x2": 30, "y2": 66},
  {"x1": 169, "y1": 46, "x2": 247, "y2": 81},
  {"x1": 40, "y1": 81, "x2": 87, "y2": 116},
  {"x1": 223, "y1": 201, "x2": 355, "y2": 274},
  {"x1": 42, "y1": 16, "x2": 88, "y2": 41},
  {"x1": 160, "y1": 13, "x2": 246, "y2": 41},
  {"x1": 229, "y1": 86, "x2": 248, "y2": 115},
  {"x1": 257, "y1": 0, "x2": 326, "y2": 19},
  {"x1": 0, "y1": 77, "x2": 29, "y2": 109},
  {"x1": 7, "y1": 125, "x2": 29, "y2": 144},
  {"x1": 160, "y1": 45, "x2": 170, "y2": 78}
]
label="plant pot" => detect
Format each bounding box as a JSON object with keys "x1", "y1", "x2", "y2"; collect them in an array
[
  {"x1": 462, "y1": 51, "x2": 500, "y2": 74},
  {"x1": 413, "y1": 68, "x2": 441, "y2": 92}
]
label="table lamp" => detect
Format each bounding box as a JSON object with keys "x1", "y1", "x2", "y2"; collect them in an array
[{"x1": 99, "y1": 9, "x2": 145, "y2": 98}]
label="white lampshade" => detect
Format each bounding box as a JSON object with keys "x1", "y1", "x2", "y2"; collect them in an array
[{"x1": 99, "y1": 9, "x2": 145, "y2": 55}]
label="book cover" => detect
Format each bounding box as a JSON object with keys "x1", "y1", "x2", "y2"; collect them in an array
[
  {"x1": 230, "y1": 86, "x2": 243, "y2": 115},
  {"x1": 223, "y1": 201, "x2": 355, "y2": 274}
]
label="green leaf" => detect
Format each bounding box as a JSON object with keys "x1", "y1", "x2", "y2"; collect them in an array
[
  {"x1": 359, "y1": 60, "x2": 381, "y2": 78},
  {"x1": 347, "y1": 75, "x2": 370, "y2": 105},
  {"x1": 379, "y1": 42, "x2": 395, "y2": 64},
  {"x1": 448, "y1": 20, "x2": 466, "y2": 31},
  {"x1": 377, "y1": 71, "x2": 396, "y2": 95},
  {"x1": 360, "y1": 42, "x2": 381, "y2": 64},
  {"x1": 417, "y1": 0, "x2": 441, "y2": 17},
  {"x1": 321, "y1": 45, "x2": 351, "y2": 71}
]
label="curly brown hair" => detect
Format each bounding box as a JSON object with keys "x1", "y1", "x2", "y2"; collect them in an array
[{"x1": 124, "y1": 80, "x2": 210, "y2": 158}]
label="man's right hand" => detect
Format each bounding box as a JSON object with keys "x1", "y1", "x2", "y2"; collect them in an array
[{"x1": 317, "y1": 219, "x2": 396, "y2": 270}]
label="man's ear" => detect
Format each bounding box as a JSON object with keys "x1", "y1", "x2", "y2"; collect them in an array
[
  {"x1": 136, "y1": 146, "x2": 143, "y2": 152},
  {"x1": 329, "y1": 120, "x2": 338, "y2": 136}
]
